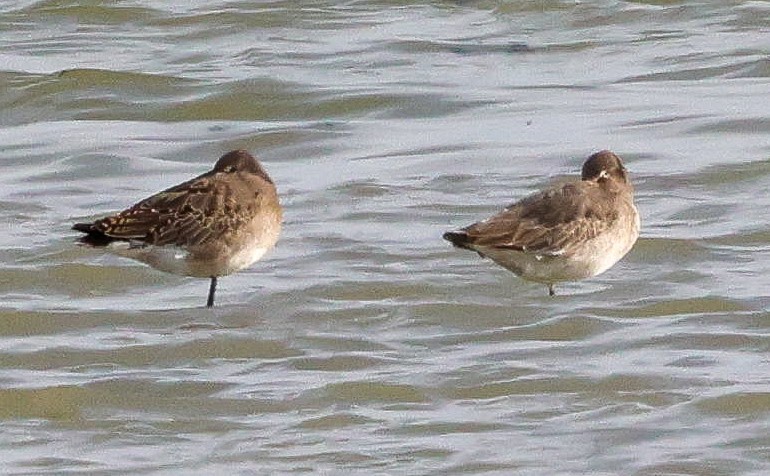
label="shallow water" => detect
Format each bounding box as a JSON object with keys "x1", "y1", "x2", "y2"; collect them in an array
[{"x1": 2, "y1": 0, "x2": 770, "y2": 474}]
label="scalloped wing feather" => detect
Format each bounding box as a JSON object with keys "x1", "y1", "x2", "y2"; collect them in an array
[
  {"x1": 461, "y1": 181, "x2": 617, "y2": 256},
  {"x1": 92, "y1": 173, "x2": 255, "y2": 247}
]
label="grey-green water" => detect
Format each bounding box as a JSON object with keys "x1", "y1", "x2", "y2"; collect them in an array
[{"x1": 2, "y1": 1, "x2": 770, "y2": 474}]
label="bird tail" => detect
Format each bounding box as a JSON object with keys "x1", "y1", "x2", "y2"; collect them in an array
[
  {"x1": 443, "y1": 230, "x2": 473, "y2": 250},
  {"x1": 72, "y1": 223, "x2": 94, "y2": 233},
  {"x1": 72, "y1": 223, "x2": 114, "y2": 247}
]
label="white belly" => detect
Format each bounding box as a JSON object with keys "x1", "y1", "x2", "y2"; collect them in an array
[
  {"x1": 107, "y1": 240, "x2": 270, "y2": 278},
  {"x1": 221, "y1": 245, "x2": 269, "y2": 275},
  {"x1": 475, "y1": 205, "x2": 640, "y2": 285}
]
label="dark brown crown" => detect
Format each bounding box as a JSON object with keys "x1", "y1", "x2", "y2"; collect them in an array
[
  {"x1": 581, "y1": 150, "x2": 628, "y2": 184},
  {"x1": 213, "y1": 150, "x2": 273, "y2": 184}
]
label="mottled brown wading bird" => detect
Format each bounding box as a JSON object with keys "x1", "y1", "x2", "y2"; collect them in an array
[
  {"x1": 443, "y1": 150, "x2": 639, "y2": 296},
  {"x1": 73, "y1": 150, "x2": 282, "y2": 307}
]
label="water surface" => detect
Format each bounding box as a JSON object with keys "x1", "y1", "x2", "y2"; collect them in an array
[{"x1": 1, "y1": 0, "x2": 770, "y2": 474}]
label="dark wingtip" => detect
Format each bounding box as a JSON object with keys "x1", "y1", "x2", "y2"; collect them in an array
[
  {"x1": 72, "y1": 222, "x2": 93, "y2": 233},
  {"x1": 72, "y1": 222, "x2": 114, "y2": 246},
  {"x1": 443, "y1": 230, "x2": 471, "y2": 249}
]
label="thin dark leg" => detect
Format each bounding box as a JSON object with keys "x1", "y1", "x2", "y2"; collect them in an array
[
  {"x1": 548, "y1": 284, "x2": 555, "y2": 296},
  {"x1": 207, "y1": 277, "x2": 217, "y2": 307}
]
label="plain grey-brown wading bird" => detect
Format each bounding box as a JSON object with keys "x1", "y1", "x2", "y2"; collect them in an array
[
  {"x1": 443, "y1": 150, "x2": 640, "y2": 296},
  {"x1": 73, "y1": 150, "x2": 282, "y2": 307}
]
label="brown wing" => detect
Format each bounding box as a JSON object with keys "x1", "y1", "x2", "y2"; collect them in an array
[
  {"x1": 88, "y1": 172, "x2": 254, "y2": 247},
  {"x1": 460, "y1": 181, "x2": 617, "y2": 255}
]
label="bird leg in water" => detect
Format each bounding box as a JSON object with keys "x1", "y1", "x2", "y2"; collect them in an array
[{"x1": 207, "y1": 277, "x2": 217, "y2": 307}]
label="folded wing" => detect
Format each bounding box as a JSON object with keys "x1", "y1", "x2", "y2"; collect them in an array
[
  {"x1": 450, "y1": 181, "x2": 617, "y2": 256},
  {"x1": 74, "y1": 172, "x2": 257, "y2": 248}
]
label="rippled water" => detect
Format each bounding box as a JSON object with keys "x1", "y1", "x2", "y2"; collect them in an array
[{"x1": 2, "y1": 0, "x2": 770, "y2": 474}]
